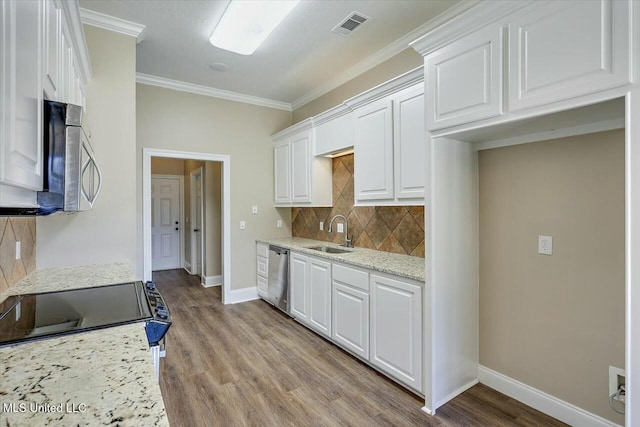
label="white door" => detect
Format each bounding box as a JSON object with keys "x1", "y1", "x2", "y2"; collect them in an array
[
  {"x1": 152, "y1": 177, "x2": 181, "y2": 271},
  {"x1": 308, "y1": 256, "x2": 331, "y2": 338},
  {"x1": 273, "y1": 140, "x2": 290, "y2": 204},
  {"x1": 290, "y1": 132, "x2": 311, "y2": 203}
]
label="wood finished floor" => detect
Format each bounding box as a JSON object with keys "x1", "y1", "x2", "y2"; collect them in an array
[{"x1": 154, "y1": 269, "x2": 567, "y2": 427}]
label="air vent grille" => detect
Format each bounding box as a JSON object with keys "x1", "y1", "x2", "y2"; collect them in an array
[{"x1": 332, "y1": 11, "x2": 370, "y2": 36}]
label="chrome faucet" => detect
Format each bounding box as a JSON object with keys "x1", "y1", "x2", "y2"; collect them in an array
[{"x1": 328, "y1": 214, "x2": 352, "y2": 248}]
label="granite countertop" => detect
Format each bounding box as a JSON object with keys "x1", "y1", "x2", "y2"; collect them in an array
[
  {"x1": 0, "y1": 263, "x2": 169, "y2": 427},
  {"x1": 257, "y1": 237, "x2": 425, "y2": 283}
]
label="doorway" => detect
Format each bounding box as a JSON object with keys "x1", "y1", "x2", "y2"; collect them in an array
[
  {"x1": 190, "y1": 167, "x2": 204, "y2": 278},
  {"x1": 143, "y1": 149, "x2": 231, "y2": 303}
]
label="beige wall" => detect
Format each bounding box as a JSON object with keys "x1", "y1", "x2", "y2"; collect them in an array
[
  {"x1": 36, "y1": 27, "x2": 137, "y2": 269},
  {"x1": 292, "y1": 48, "x2": 423, "y2": 123},
  {"x1": 478, "y1": 129, "x2": 625, "y2": 424},
  {"x1": 137, "y1": 84, "x2": 292, "y2": 290},
  {"x1": 151, "y1": 157, "x2": 184, "y2": 175}
]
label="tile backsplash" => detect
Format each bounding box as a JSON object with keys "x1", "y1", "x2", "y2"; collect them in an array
[
  {"x1": 292, "y1": 154, "x2": 425, "y2": 257},
  {"x1": 0, "y1": 217, "x2": 36, "y2": 294}
]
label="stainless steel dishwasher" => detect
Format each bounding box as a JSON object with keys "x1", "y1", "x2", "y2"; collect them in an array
[{"x1": 265, "y1": 245, "x2": 290, "y2": 314}]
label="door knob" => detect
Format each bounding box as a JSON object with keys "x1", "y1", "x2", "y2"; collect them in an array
[{"x1": 194, "y1": 229, "x2": 200, "y2": 232}]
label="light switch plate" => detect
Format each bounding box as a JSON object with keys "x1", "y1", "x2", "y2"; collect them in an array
[
  {"x1": 276, "y1": 220, "x2": 283, "y2": 228},
  {"x1": 538, "y1": 235, "x2": 552, "y2": 255},
  {"x1": 15, "y1": 241, "x2": 21, "y2": 260},
  {"x1": 251, "y1": 205, "x2": 258, "y2": 214},
  {"x1": 337, "y1": 223, "x2": 344, "y2": 233},
  {"x1": 240, "y1": 221, "x2": 246, "y2": 230},
  {"x1": 319, "y1": 221, "x2": 324, "y2": 231}
]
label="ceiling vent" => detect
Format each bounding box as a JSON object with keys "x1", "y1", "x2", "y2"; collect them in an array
[{"x1": 331, "y1": 11, "x2": 369, "y2": 36}]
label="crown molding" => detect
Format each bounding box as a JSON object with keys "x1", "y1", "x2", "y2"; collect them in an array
[
  {"x1": 410, "y1": 0, "x2": 531, "y2": 56},
  {"x1": 80, "y1": 8, "x2": 146, "y2": 43},
  {"x1": 344, "y1": 66, "x2": 423, "y2": 110},
  {"x1": 290, "y1": 0, "x2": 478, "y2": 111},
  {"x1": 136, "y1": 73, "x2": 293, "y2": 111},
  {"x1": 312, "y1": 103, "x2": 352, "y2": 126},
  {"x1": 271, "y1": 118, "x2": 314, "y2": 141},
  {"x1": 60, "y1": 1, "x2": 93, "y2": 82}
]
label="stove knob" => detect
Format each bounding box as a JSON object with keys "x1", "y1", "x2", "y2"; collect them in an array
[
  {"x1": 157, "y1": 309, "x2": 168, "y2": 319},
  {"x1": 156, "y1": 304, "x2": 165, "y2": 311},
  {"x1": 145, "y1": 281, "x2": 155, "y2": 290}
]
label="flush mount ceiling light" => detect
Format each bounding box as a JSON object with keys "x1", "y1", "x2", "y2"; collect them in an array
[{"x1": 210, "y1": 0, "x2": 300, "y2": 55}]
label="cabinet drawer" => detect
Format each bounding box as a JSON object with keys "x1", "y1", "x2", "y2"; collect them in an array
[
  {"x1": 257, "y1": 256, "x2": 268, "y2": 278},
  {"x1": 332, "y1": 263, "x2": 369, "y2": 292},
  {"x1": 257, "y1": 243, "x2": 269, "y2": 258},
  {"x1": 257, "y1": 275, "x2": 267, "y2": 297}
]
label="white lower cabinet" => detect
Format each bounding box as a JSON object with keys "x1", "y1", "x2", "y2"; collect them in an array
[
  {"x1": 370, "y1": 273, "x2": 423, "y2": 392},
  {"x1": 287, "y1": 249, "x2": 424, "y2": 394},
  {"x1": 332, "y1": 263, "x2": 369, "y2": 359}
]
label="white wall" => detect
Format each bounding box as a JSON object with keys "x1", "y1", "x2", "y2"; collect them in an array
[
  {"x1": 36, "y1": 27, "x2": 137, "y2": 269},
  {"x1": 137, "y1": 84, "x2": 292, "y2": 289}
]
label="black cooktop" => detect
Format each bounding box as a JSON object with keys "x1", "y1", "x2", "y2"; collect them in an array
[{"x1": 0, "y1": 282, "x2": 153, "y2": 347}]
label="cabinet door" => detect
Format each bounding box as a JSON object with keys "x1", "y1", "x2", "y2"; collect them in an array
[
  {"x1": 289, "y1": 252, "x2": 309, "y2": 321},
  {"x1": 308, "y1": 257, "x2": 331, "y2": 338},
  {"x1": 43, "y1": 0, "x2": 60, "y2": 100},
  {"x1": 354, "y1": 98, "x2": 394, "y2": 202},
  {"x1": 273, "y1": 140, "x2": 291, "y2": 204},
  {"x1": 370, "y1": 274, "x2": 422, "y2": 392},
  {"x1": 290, "y1": 131, "x2": 311, "y2": 203},
  {"x1": 332, "y1": 264, "x2": 369, "y2": 359},
  {"x1": 256, "y1": 255, "x2": 268, "y2": 278},
  {"x1": 0, "y1": 0, "x2": 44, "y2": 192},
  {"x1": 425, "y1": 24, "x2": 503, "y2": 130},
  {"x1": 508, "y1": 0, "x2": 630, "y2": 111},
  {"x1": 394, "y1": 85, "x2": 425, "y2": 201}
]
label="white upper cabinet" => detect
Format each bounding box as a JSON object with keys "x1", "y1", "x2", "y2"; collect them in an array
[
  {"x1": 508, "y1": 0, "x2": 631, "y2": 111},
  {"x1": 43, "y1": 0, "x2": 61, "y2": 101},
  {"x1": 272, "y1": 119, "x2": 332, "y2": 207},
  {"x1": 314, "y1": 105, "x2": 354, "y2": 156},
  {"x1": 394, "y1": 85, "x2": 425, "y2": 201},
  {"x1": 425, "y1": 24, "x2": 504, "y2": 130},
  {"x1": 354, "y1": 98, "x2": 394, "y2": 202},
  {"x1": 290, "y1": 131, "x2": 312, "y2": 203},
  {"x1": 273, "y1": 140, "x2": 291, "y2": 204},
  {"x1": 0, "y1": 0, "x2": 44, "y2": 207}
]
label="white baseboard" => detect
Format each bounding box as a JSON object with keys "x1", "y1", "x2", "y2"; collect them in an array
[
  {"x1": 201, "y1": 275, "x2": 222, "y2": 288},
  {"x1": 421, "y1": 406, "x2": 434, "y2": 415},
  {"x1": 478, "y1": 365, "x2": 622, "y2": 427},
  {"x1": 183, "y1": 261, "x2": 192, "y2": 274},
  {"x1": 223, "y1": 286, "x2": 259, "y2": 304}
]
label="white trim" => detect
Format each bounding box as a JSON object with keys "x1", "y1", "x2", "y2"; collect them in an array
[
  {"x1": 79, "y1": 8, "x2": 146, "y2": 43},
  {"x1": 143, "y1": 149, "x2": 232, "y2": 304},
  {"x1": 271, "y1": 118, "x2": 313, "y2": 140},
  {"x1": 290, "y1": 1, "x2": 478, "y2": 110},
  {"x1": 478, "y1": 365, "x2": 622, "y2": 427},
  {"x1": 201, "y1": 275, "x2": 222, "y2": 288},
  {"x1": 136, "y1": 73, "x2": 292, "y2": 111},
  {"x1": 59, "y1": 1, "x2": 93, "y2": 82},
  {"x1": 434, "y1": 379, "x2": 479, "y2": 411},
  {"x1": 189, "y1": 167, "x2": 205, "y2": 279},
  {"x1": 225, "y1": 286, "x2": 259, "y2": 304},
  {"x1": 473, "y1": 117, "x2": 625, "y2": 151},
  {"x1": 151, "y1": 174, "x2": 185, "y2": 272},
  {"x1": 344, "y1": 66, "x2": 424, "y2": 110}
]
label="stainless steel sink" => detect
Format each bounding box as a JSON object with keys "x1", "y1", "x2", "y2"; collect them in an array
[{"x1": 308, "y1": 245, "x2": 354, "y2": 254}]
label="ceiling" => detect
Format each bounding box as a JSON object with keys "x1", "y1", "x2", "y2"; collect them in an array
[{"x1": 78, "y1": 0, "x2": 466, "y2": 109}]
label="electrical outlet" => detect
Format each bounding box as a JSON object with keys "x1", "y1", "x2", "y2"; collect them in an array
[
  {"x1": 538, "y1": 235, "x2": 553, "y2": 255},
  {"x1": 15, "y1": 241, "x2": 21, "y2": 260},
  {"x1": 251, "y1": 205, "x2": 258, "y2": 214},
  {"x1": 609, "y1": 366, "x2": 625, "y2": 402},
  {"x1": 276, "y1": 219, "x2": 283, "y2": 228},
  {"x1": 319, "y1": 221, "x2": 324, "y2": 231},
  {"x1": 337, "y1": 223, "x2": 344, "y2": 233},
  {"x1": 240, "y1": 221, "x2": 246, "y2": 230}
]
